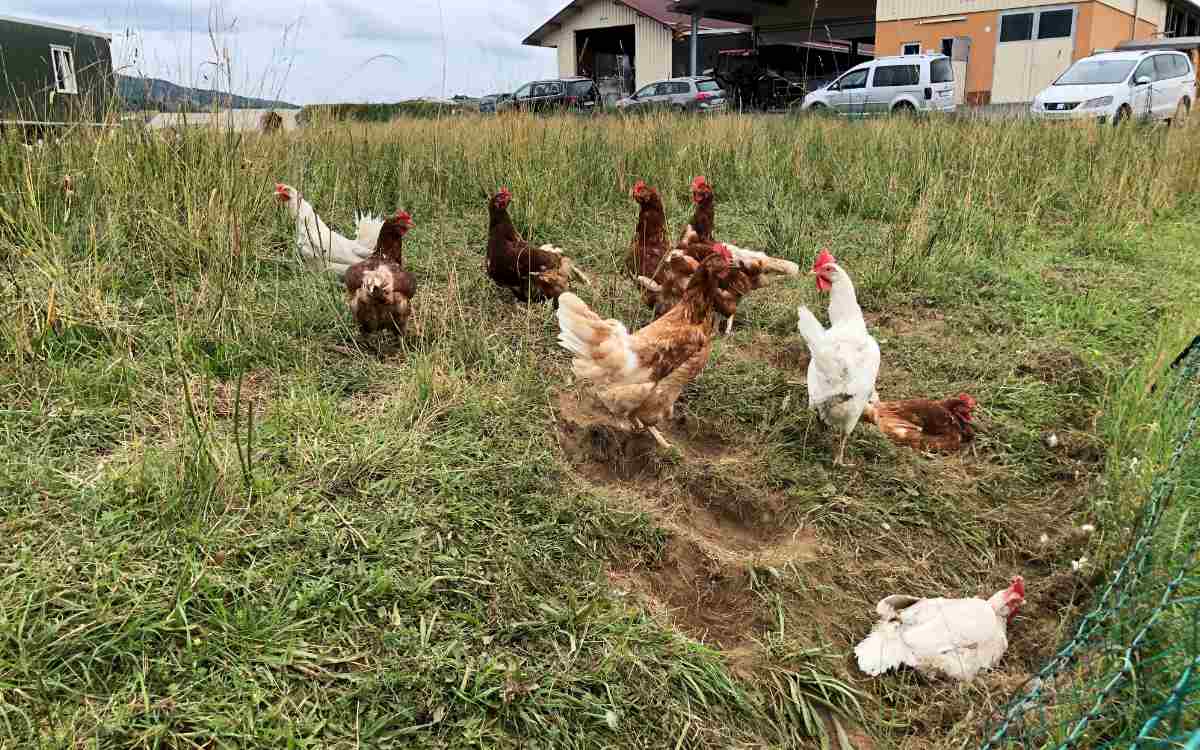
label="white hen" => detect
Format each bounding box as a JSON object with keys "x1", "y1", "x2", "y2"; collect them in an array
[
  {"x1": 855, "y1": 576, "x2": 1025, "y2": 682},
  {"x1": 796, "y1": 249, "x2": 880, "y2": 466},
  {"x1": 274, "y1": 182, "x2": 382, "y2": 278}
]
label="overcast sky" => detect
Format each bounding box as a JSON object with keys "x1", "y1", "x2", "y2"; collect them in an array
[{"x1": 11, "y1": 0, "x2": 566, "y2": 103}]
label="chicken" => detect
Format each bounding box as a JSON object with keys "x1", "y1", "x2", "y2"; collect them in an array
[
  {"x1": 627, "y1": 180, "x2": 670, "y2": 279},
  {"x1": 274, "y1": 182, "x2": 383, "y2": 277},
  {"x1": 675, "y1": 176, "x2": 798, "y2": 333},
  {"x1": 796, "y1": 249, "x2": 880, "y2": 466},
  {"x1": 680, "y1": 175, "x2": 715, "y2": 245},
  {"x1": 556, "y1": 244, "x2": 741, "y2": 449},
  {"x1": 486, "y1": 187, "x2": 590, "y2": 303},
  {"x1": 344, "y1": 210, "x2": 417, "y2": 336},
  {"x1": 854, "y1": 577, "x2": 1026, "y2": 682},
  {"x1": 636, "y1": 249, "x2": 700, "y2": 318},
  {"x1": 862, "y1": 394, "x2": 978, "y2": 453}
]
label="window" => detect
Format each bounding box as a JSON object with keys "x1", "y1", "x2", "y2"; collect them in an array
[
  {"x1": 696, "y1": 79, "x2": 721, "y2": 92},
  {"x1": 513, "y1": 83, "x2": 532, "y2": 98},
  {"x1": 635, "y1": 84, "x2": 656, "y2": 98},
  {"x1": 872, "y1": 65, "x2": 919, "y2": 87},
  {"x1": 941, "y1": 38, "x2": 954, "y2": 57},
  {"x1": 1054, "y1": 59, "x2": 1136, "y2": 85},
  {"x1": 837, "y1": 69, "x2": 869, "y2": 90},
  {"x1": 654, "y1": 82, "x2": 673, "y2": 96},
  {"x1": 902, "y1": 42, "x2": 920, "y2": 56},
  {"x1": 672, "y1": 82, "x2": 691, "y2": 94},
  {"x1": 999, "y1": 13, "x2": 1034, "y2": 42},
  {"x1": 1154, "y1": 55, "x2": 1176, "y2": 81},
  {"x1": 1037, "y1": 9, "x2": 1074, "y2": 39},
  {"x1": 931, "y1": 58, "x2": 955, "y2": 83},
  {"x1": 567, "y1": 80, "x2": 594, "y2": 96},
  {"x1": 1133, "y1": 58, "x2": 1156, "y2": 83},
  {"x1": 50, "y1": 45, "x2": 77, "y2": 94}
]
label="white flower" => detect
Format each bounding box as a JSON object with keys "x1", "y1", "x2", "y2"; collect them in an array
[
  {"x1": 1039, "y1": 534, "x2": 1050, "y2": 545},
  {"x1": 1071, "y1": 557, "x2": 1089, "y2": 573},
  {"x1": 1080, "y1": 524, "x2": 1096, "y2": 535},
  {"x1": 882, "y1": 522, "x2": 892, "y2": 532}
]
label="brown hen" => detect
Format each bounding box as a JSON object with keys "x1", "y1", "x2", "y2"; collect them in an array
[
  {"x1": 862, "y1": 394, "x2": 978, "y2": 453},
  {"x1": 557, "y1": 244, "x2": 742, "y2": 449},
  {"x1": 344, "y1": 211, "x2": 417, "y2": 335},
  {"x1": 486, "y1": 187, "x2": 589, "y2": 303}
]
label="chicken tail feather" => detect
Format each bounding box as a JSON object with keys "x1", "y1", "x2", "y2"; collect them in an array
[{"x1": 556, "y1": 293, "x2": 638, "y2": 383}]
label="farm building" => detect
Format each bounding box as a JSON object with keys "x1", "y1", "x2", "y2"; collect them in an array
[
  {"x1": 672, "y1": 0, "x2": 1200, "y2": 104},
  {"x1": 0, "y1": 14, "x2": 114, "y2": 124},
  {"x1": 522, "y1": 0, "x2": 750, "y2": 94}
]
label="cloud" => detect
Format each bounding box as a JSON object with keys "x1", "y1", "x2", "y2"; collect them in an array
[{"x1": 8, "y1": 0, "x2": 564, "y2": 103}]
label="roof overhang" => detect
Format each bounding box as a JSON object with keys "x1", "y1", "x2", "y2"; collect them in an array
[
  {"x1": 0, "y1": 13, "x2": 111, "y2": 40},
  {"x1": 1119, "y1": 36, "x2": 1200, "y2": 50},
  {"x1": 670, "y1": 0, "x2": 791, "y2": 25}
]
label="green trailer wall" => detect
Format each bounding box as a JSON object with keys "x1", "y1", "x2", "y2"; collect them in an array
[{"x1": 0, "y1": 17, "x2": 114, "y2": 123}]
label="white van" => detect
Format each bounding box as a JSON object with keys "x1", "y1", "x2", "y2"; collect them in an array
[
  {"x1": 800, "y1": 54, "x2": 957, "y2": 116},
  {"x1": 1032, "y1": 50, "x2": 1196, "y2": 125}
]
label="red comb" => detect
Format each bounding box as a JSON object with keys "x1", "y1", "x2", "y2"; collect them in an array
[
  {"x1": 1011, "y1": 576, "x2": 1025, "y2": 597},
  {"x1": 396, "y1": 210, "x2": 413, "y2": 226},
  {"x1": 812, "y1": 248, "x2": 837, "y2": 271},
  {"x1": 633, "y1": 179, "x2": 646, "y2": 190},
  {"x1": 274, "y1": 182, "x2": 286, "y2": 193},
  {"x1": 691, "y1": 175, "x2": 709, "y2": 190},
  {"x1": 712, "y1": 242, "x2": 733, "y2": 262},
  {"x1": 499, "y1": 186, "x2": 511, "y2": 196}
]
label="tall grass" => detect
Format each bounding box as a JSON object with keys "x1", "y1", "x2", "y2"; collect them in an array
[{"x1": 1, "y1": 112, "x2": 1198, "y2": 748}]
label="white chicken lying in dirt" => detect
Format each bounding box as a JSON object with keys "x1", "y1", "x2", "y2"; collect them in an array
[
  {"x1": 796, "y1": 249, "x2": 880, "y2": 466},
  {"x1": 854, "y1": 576, "x2": 1025, "y2": 682},
  {"x1": 274, "y1": 182, "x2": 387, "y2": 278}
]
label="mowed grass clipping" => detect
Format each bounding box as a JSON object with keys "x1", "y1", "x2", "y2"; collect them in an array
[{"x1": 1, "y1": 112, "x2": 1199, "y2": 748}]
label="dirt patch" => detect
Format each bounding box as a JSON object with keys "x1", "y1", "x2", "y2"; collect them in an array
[
  {"x1": 608, "y1": 536, "x2": 761, "y2": 647},
  {"x1": 865, "y1": 306, "x2": 947, "y2": 338},
  {"x1": 556, "y1": 391, "x2": 661, "y2": 480},
  {"x1": 1017, "y1": 349, "x2": 1101, "y2": 394},
  {"x1": 189, "y1": 369, "x2": 271, "y2": 419}
]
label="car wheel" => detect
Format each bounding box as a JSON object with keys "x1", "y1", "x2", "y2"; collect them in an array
[
  {"x1": 1113, "y1": 104, "x2": 1132, "y2": 126},
  {"x1": 1172, "y1": 98, "x2": 1191, "y2": 127},
  {"x1": 893, "y1": 101, "x2": 916, "y2": 116},
  {"x1": 672, "y1": 104, "x2": 687, "y2": 114},
  {"x1": 808, "y1": 102, "x2": 827, "y2": 115}
]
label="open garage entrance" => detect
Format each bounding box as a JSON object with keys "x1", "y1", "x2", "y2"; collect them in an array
[{"x1": 575, "y1": 26, "x2": 636, "y2": 99}]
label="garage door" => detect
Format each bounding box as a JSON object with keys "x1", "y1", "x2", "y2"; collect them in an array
[{"x1": 992, "y1": 6, "x2": 1077, "y2": 104}]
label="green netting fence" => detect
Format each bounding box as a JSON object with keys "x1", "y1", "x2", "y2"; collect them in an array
[{"x1": 980, "y1": 347, "x2": 1200, "y2": 749}]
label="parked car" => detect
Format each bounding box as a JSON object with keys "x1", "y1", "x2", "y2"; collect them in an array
[
  {"x1": 616, "y1": 77, "x2": 727, "y2": 113},
  {"x1": 1031, "y1": 50, "x2": 1195, "y2": 125},
  {"x1": 509, "y1": 78, "x2": 600, "y2": 113},
  {"x1": 800, "y1": 54, "x2": 956, "y2": 116},
  {"x1": 479, "y1": 93, "x2": 512, "y2": 114}
]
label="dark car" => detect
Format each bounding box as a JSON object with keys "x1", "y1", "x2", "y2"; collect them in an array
[
  {"x1": 509, "y1": 78, "x2": 600, "y2": 113},
  {"x1": 479, "y1": 93, "x2": 512, "y2": 114}
]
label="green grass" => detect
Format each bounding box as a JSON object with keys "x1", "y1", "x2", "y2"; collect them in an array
[{"x1": 1, "y1": 111, "x2": 1199, "y2": 748}]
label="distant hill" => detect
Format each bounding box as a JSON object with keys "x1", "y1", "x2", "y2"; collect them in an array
[{"x1": 118, "y1": 75, "x2": 299, "y2": 112}]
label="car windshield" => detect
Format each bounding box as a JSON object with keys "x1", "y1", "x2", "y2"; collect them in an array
[
  {"x1": 1054, "y1": 59, "x2": 1137, "y2": 85},
  {"x1": 696, "y1": 79, "x2": 721, "y2": 92}
]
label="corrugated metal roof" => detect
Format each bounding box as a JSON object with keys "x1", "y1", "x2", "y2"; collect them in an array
[{"x1": 524, "y1": 0, "x2": 747, "y2": 46}]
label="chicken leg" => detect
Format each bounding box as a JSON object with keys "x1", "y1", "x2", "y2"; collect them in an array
[{"x1": 834, "y1": 433, "x2": 854, "y2": 467}]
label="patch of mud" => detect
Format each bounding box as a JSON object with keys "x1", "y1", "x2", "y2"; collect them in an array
[
  {"x1": 865, "y1": 306, "x2": 947, "y2": 338},
  {"x1": 557, "y1": 391, "x2": 661, "y2": 479}
]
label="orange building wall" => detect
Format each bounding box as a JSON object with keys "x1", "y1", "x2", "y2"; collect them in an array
[
  {"x1": 876, "y1": 1, "x2": 1161, "y2": 105},
  {"x1": 876, "y1": 13, "x2": 998, "y2": 100}
]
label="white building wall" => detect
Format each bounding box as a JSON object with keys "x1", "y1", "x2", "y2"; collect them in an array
[
  {"x1": 541, "y1": 0, "x2": 674, "y2": 90},
  {"x1": 878, "y1": 0, "x2": 1165, "y2": 25}
]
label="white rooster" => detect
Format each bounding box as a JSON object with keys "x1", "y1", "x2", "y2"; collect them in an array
[
  {"x1": 796, "y1": 249, "x2": 880, "y2": 466},
  {"x1": 854, "y1": 576, "x2": 1026, "y2": 682},
  {"x1": 274, "y1": 182, "x2": 385, "y2": 278}
]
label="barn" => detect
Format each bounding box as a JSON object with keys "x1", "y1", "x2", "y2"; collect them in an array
[
  {"x1": 0, "y1": 14, "x2": 114, "y2": 124},
  {"x1": 673, "y1": 0, "x2": 1200, "y2": 105},
  {"x1": 522, "y1": 0, "x2": 750, "y2": 96}
]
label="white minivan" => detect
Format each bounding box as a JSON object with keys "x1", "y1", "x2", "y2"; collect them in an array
[
  {"x1": 1032, "y1": 50, "x2": 1196, "y2": 125},
  {"x1": 800, "y1": 54, "x2": 957, "y2": 116}
]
